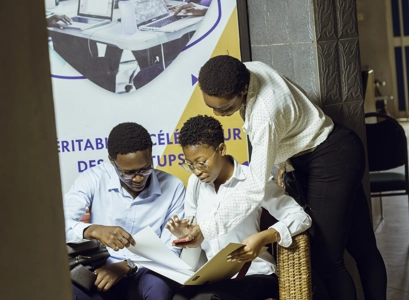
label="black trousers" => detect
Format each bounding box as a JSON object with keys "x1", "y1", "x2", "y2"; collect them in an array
[
  {"x1": 290, "y1": 122, "x2": 387, "y2": 300},
  {"x1": 173, "y1": 274, "x2": 278, "y2": 300}
]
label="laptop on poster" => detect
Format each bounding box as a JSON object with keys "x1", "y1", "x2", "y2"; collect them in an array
[
  {"x1": 134, "y1": 0, "x2": 204, "y2": 32},
  {"x1": 60, "y1": 0, "x2": 114, "y2": 30}
]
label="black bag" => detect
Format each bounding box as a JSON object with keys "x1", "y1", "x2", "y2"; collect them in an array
[
  {"x1": 282, "y1": 171, "x2": 314, "y2": 237},
  {"x1": 67, "y1": 240, "x2": 110, "y2": 291}
]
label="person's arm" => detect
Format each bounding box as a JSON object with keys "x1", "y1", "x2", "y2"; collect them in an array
[
  {"x1": 262, "y1": 178, "x2": 312, "y2": 247},
  {"x1": 64, "y1": 171, "x2": 136, "y2": 249},
  {"x1": 159, "y1": 179, "x2": 186, "y2": 256},
  {"x1": 195, "y1": 109, "x2": 281, "y2": 240},
  {"x1": 63, "y1": 171, "x2": 95, "y2": 242},
  {"x1": 227, "y1": 178, "x2": 311, "y2": 262},
  {"x1": 166, "y1": 175, "x2": 202, "y2": 246}
]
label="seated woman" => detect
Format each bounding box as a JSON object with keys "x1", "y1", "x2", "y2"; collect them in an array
[{"x1": 166, "y1": 115, "x2": 312, "y2": 300}]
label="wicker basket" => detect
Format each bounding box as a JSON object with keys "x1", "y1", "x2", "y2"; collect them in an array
[{"x1": 276, "y1": 232, "x2": 312, "y2": 300}]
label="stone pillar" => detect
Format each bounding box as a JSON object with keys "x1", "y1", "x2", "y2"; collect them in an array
[
  {"x1": 0, "y1": 0, "x2": 72, "y2": 298},
  {"x1": 246, "y1": 0, "x2": 365, "y2": 299}
]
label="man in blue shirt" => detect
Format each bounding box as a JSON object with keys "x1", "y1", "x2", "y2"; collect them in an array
[{"x1": 64, "y1": 122, "x2": 185, "y2": 299}]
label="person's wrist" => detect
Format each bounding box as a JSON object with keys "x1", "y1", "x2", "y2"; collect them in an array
[
  {"x1": 125, "y1": 259, "x2": 138, "y2": 276},
  {"x1": 265, "y1": 229, "x2": 280, "y2": 244},
  {"x1": 83, "y1": 224, "x2": 99, "y2": 239}
]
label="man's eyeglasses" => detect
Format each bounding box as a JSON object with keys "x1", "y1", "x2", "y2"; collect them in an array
[
  {"x1": 112, "y1": 160, "x2": 153, "y2": 180},
  {"x1": 181, "y1": 147, "x2": 218, "y2": 173}
]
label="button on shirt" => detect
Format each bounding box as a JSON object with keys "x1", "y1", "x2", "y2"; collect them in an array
[
  {"x1": 63, "y1": 163, "x2": 185, "y2": 262},
  {"x1": 185, "y1": 157, "x2": 311, "y2": 276},
  {"x1": 200, "y1": 61, "x2": 333, "y2": 240}
]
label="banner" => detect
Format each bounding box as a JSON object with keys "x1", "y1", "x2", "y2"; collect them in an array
[{"x1": 46, "y1": 0, "x2": 248, "y2": 193}]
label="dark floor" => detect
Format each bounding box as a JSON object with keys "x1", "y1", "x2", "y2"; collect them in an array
[
  {"x1": 373, "y1": 121, "x2": 409, "y2": 300},
  {"x1": 374, "y1": 195, "x2": 409, "y2": 299}
]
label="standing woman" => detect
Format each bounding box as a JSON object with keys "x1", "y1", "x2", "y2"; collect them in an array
[{"x1": 185, "y1": 55, "x2": 386, "y2": 300}]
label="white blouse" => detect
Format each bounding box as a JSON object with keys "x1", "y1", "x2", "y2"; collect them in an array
[
  {"x1": 200, "y1": 61, "x2": 332, "y2": 240},
  {"x1": 185, "y1": 157, "x2": 311, "y2": 276}
]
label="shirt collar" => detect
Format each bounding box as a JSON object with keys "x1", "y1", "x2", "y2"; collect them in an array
[
  {"x1": 226, "y1": 156, "x2": 247, "y2": 184},
  {"x1": 106, "y1": 164, "x2": 161, "y2": 197},
  {"x1": 107, "y1": 164, "x2": 122, "y2": 191}
]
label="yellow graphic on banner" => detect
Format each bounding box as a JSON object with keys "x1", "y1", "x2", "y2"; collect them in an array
[{"x1": 157, "y1": 6, "x2": 249, "y2": 185}]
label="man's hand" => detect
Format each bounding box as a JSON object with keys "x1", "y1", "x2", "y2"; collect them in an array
[
  {"x1": 94, "y1": 261, "x2": 129, "y2": 292},
  {"x1": 83, "y1": 225, "x2": 135, "y2": 251},
  {"x1": 46, "y1": 14, "x2": 72, "y2": 29},
  {"x1": 172, "y1": 3, "x2": 208, "y2": 16},
  {"x1": 165, "y1": 215, "x2": 194, "y2": 238}
]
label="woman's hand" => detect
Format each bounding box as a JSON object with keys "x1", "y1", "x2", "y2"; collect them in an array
[
  {"x1": 166, "y1": 218, "x2": 204, "y2": 248},
  {"x1": 277, "y1": 167, "x2": 285, "y2": 189},
  {"x1": 182, "y1": 224, "x2": 204, "y2": 248},
  {"x1": 165, "y1": 215, "x2": 194, "y2": 238},
  {"x1": 227, "y1": 229, "x2": 280, "y2": 263}
]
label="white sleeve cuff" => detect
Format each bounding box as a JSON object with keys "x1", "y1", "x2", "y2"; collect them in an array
[
  {"x1": 73, "y1": 222, "x2": 92, "y2": 240},
  {"x1": 270, "y1": 221, "x2": 292, "y2": 248}
]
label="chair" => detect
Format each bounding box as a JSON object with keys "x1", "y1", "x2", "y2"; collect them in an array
[
  {"x1": 179, "y1": 209, "x2": 313, "y2": 300},
  {"x1": 365, "y1": 112, "x2": 409, "y2": 219}
]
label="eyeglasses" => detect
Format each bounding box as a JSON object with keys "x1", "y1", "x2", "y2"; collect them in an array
[
  {"x1": 112, "y1": 160, "x2": 153, "y2": 180},
  {"x1": 181, "y1": 147, "x2": 218, "y2": 173}
]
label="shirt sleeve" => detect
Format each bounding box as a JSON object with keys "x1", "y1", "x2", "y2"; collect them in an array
[
  {"x1": 184, "y1": 175, "x2": 199, "y2": 217},
  {"x1": 262, "y1": 178, "x2": 311, "y2": 247},
  {"x1": 63, "y1": 171, "x2": 95, "y2": 242},
  {"x1": 200, "y1": 108, "x2": 282, "y2": 239},
  {"x1": 159, "y1": 180, "x2": 186, "y2": 257}
]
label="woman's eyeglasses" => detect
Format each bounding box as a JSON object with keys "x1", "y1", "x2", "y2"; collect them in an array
[{"x1": 181, "y1": 147, "x2": 218, "y2": 173}]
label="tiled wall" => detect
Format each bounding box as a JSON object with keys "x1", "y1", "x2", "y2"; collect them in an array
[
  {"x1": 245, "y1": 1, "x2": 365, "y2": 299},
  {"x1": 247, "y1": 0, "x2": 365, "y2": 136}
]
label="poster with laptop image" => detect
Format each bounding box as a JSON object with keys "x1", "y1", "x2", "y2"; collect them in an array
[
  {"x1": 46, "y1": 0, "x2": 211, "y2": 93},
  {"x1": 58, "y1": 0, "x2": 114, "y2": 30},
  {"x1": 135, "y1": 0, "x2": 206, "y2": 32}
]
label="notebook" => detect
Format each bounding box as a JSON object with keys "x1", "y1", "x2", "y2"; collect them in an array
[
  {"x1": 60, "y1": 0, "x2": 114, "y2": 30},
  {"x1": 134, "y1": 0, "x2": 204, "y2": 33}
]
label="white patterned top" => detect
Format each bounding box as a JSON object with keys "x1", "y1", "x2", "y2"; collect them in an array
[{"x1": 200, "y1": 61, "x2": 333, "y2": 239}]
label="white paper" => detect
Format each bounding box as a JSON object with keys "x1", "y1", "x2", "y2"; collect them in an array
[
  {"x1": 127, "y1": 226, "x2": 192, "y2": 270},
  {"x1": 136, "y1": 261, "x2": 195, "y2": 284}
]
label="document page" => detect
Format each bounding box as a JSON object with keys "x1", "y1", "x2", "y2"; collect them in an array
[
  {"x1": 127, "y1": 226, "x2": 265, "y2": 285},
  {"x1": 127, "y1": 226, "x2": 192, "y2": 270}
]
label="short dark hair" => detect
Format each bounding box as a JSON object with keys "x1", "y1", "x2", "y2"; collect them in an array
[
  {"x1": 179, "y1": 115, "x2": 224, "y2": 149},
  {"x1": 198, "y1": 55, "x2": 250, "y2": 99},
  {"x1": 108, "y1": 122, "x2": 152, "y2": 159}
]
